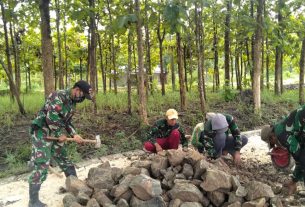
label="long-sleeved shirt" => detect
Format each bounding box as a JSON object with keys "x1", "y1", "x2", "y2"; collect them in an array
[
  {"x1": 145, "y1": 118, "x2": 188, "y2": 147},
  {"x1": 32, "y1": 89, "x2": 77, "y2": 137},
  {"x1": 272, "y1": 105, "x2": 305, "y2": 181},
  {"x1": 199, "y1": 114, "x2": 242, "y2": 158}
]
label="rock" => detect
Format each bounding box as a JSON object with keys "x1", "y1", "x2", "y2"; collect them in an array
[
  {"x1": 130, "y1": 195, "x2": 166, "y2": 207},
  {"x1": 168, "y1": 182, "x2": 204, "y2": 203},
  {"x1": 131, "y1": 160, "x2": 152, "y2": 169},
  {"x1": 183, "y1": 150, "x2": 205, "y2": 166},
  {"x1": 111, "y1": 167, "x2": 123, "y2": 183},
  {"x1": 175, "y1": 173, "x2": 186, "y2": 179},
  {"x1": 242, "y1": 197, "x2": 266, "y2": 207},
  {"x1": 207, "y1": 191, "x2": 225, "y2": 207},
  {"x1": 173, "y1": 165, "x2": 182, "y2": 174},
  {"x1": 227, "y1": 201, "x2": 241, "y2": 207},
  {"x1": 92, "y1": 190, "x2": 112, "y2": 206},
  {"x1": 123, "y1": 166, "x2": 142, "y2": 176},
  {"x1": 70, "y1": 202, "x2": 83, "y2": 207},
  {"x1": 180, "y1": 202, "x2": 203, "y2": 207},
  {"x1": 87, "y1": 167, "x2": 114, "y2": 190},
  {"x1": 228, "y1": 192, "x2": 243, "y2": 204},
  {"x1": 110, "y1": 174, "x2": 135, "y2": 199},
  {"x1": 245, "y1": 181, "x2": 274, "y2": 201},
  {"x1": 231, "y1": 176, "x2": 241, "y2": 191},
  {"x1": 191, "y1": 179, "x2": 202, "y2": 188},
  {"x1": 118, "y1": 189, "x2": 133, "y2": 203},
  {"x1": 164, "y1": 170, "x2": 176, "y2": 182},
  {"x1": 63, "y1": 193, "x2": 77, "y2": 207},
  {"x1": 151, "y1": 155, "x2": 169, "y2": 178},
  {"x1": 236, "y1": 186, "x2": 247, "y2": 197},
  {"x1": 169, "y1": 198, "x2": 182, "y2": 207},
  {"x1": 193, "y1": 159, "x2": 211, "y2": 179},
  {"x1": 270, "y1": 196, "x2": 283, "y2": 207},
  {"x1": 129, "y1": 174, "x2": 162, "y2": 201},
  {"x1": 65, "y1": 176, "x2": 93, "y2": 197},
  {"x1": 141, "y1": 168, "x2": 150, "y2": 176},
  {"x1": 271, "y1": 183, "x2": 282, "y2": 195},
  {"x1": 167, "y1": 149, "x2": 186, "y2": 167},
  {"x1": 182, "y1": 163, "x2": 194, "y2": 179},
  {"x1": 200, "y1": 169, "x2": 232, "y2": 192},
  {"x1": 117, "y1": 198, "x2": 129, "y2": 207},
  {"x1": 86, "y1": 198, "x2": 100, "y2": 207},
  {"x1": 77, "y1": 191, "x2": 90, "y2": 205}
]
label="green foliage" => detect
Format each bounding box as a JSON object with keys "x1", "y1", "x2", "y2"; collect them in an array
[
  {"x1": 66, "y1": 143, "x2": 82, "y2": 163},
  {"x1": 222, "y1": 85, "x2": 236, "y2": 102},
  {"x1": 94, "y1": 144, "x2": 109, "y2": 157}
]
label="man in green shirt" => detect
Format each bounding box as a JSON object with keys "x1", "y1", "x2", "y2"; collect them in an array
[
  {"x1": 28, "y1": 80, "x2": 93, "y2": 207},
  {"x1": 261, "y1": 104, "x2": 305, "y2": 195},
  {"x1": 192, "y1": 113, "x2": 248, "y2": 165},
  {"x1": 143, "y1": 109, "x2": 188, "y2": 153}
]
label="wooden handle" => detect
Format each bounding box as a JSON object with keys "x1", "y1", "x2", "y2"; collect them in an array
[{"x1": 46, "y1": 137, "x2": 96, "y2": 143}]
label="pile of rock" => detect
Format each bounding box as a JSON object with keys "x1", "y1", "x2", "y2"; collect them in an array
[{"x1": 63, "y1": 149, "x2": 282, "y2": 207}]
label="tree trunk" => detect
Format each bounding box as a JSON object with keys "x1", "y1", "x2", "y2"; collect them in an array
[
  {"x1": 157, "y1": 5, "x2": 166, "y2": 95},
  {"x1": 213, "y1": 20, "x2": 219, "y2": 91},
  {"x1": 183, "y1": 45, "x2": 188, "y2": 92},
  {"x1": 299, "y1": 38, "x2": 305, "y2": 105},
  {"x1": 171, "y1": 46, "x2": 176, "y2": 91},
  {"x1": 39, "y1": 0, "x2": 55, "y2": 97},
  {"x1": 144, "y1": 0, "x2": 153, "y2": 94},
  {"x1": 224, "y1": 0, "x2": 232, "y2": 86},
  {"x1": 55, "y1": 0, "x2": 64, "y2": 89},
  {"x1": 88, "y1": 0, "x2": 97, "y2": 112},
  {"x1": 176, "y1": 32, "x2": 186, "y2": 111},
  {"x1": 127, "y1": 29, "x2": 132, "y2": 114},
  {"x1": 252, "y1": 0, "x2": 263, "y2": 113},
  {"x1": 135, "y1": 0, "x2": 148, "y2": 124},
  {"x1": 63, "y1": 0, "x2": 68, "y2": 87},
  {"x1": 266, "y1": 35, "x2": 270, "y2": 89},
  {"x1": 195, "y1": 2, "x2": 205, "y2": 113},
  {"x1": 275, "y1": 0, "x2": 284, "y2": 95},
  {"x1": 98, "y1": 33, "x2": 106, "y2": 93}
]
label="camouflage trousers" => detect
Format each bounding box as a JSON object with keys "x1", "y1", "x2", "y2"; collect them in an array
[{"x1": 28, "y1": 126, "x2": 74, "y2": 184}]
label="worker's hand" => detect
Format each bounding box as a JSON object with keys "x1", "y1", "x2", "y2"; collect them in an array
[
  {"x1": 73, "y1": 134, "x2": 84, "y2": 144},
  {"x1": 155, "y1": 143, "x2": 163, "y2": 153},
  {"x1": 58, "y1": 135, "x2": 67, "y2": 143},
  {"x1": 233, "y1": 151, "x2": 241, "y2": 166}
]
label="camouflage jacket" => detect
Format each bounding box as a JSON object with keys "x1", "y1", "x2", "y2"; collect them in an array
[
  {"x1": 273, "y1": 105, "x2": 305, "y2": 154},
  {"x1": 145, "y1": 118, "x2": 188, "y2": 147},
  {"x1": 199, "y1": 114, "x2": 242, "y2": 158},
  {"x1": 31, "y1": 89, "x2": 77, "y2": 137}
]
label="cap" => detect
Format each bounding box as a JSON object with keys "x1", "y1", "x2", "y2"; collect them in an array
[
  {"x1": 261, "y1": 125, "x2": 273, "y2": 143},
  {"x1": 211, "y1": 113, "x2": 228, "y2": 133},
  {"x1": 206, "y1": 112, "x2": 216, "y2": 120},
  {"x1": 166, "y1": 109, "x2": 178, "y2": 120},
  {"x1": 74, "y1": 80, "x2": 92, "y2": 100}
]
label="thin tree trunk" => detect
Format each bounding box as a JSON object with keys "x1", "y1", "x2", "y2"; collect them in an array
[
  {"x1": 135, "y1": 0, "x2": 148, "y2": 124},
  {"x1": 275, "y1": 0, "x2": 284, "y2": 95},
  {"x1": 144, "y1": 0, "x2": 152, "y2": 94},
  {"x1": 195, "y1": 2, "x2": 205, "y2": 112},
  {"x1": 266, "y1": 35, "x2": 270, "y2": 89},
  {"x1": 88, "y1": 0, "x2": 97, "y2": 112},
  {"x1": 224, "y1": 0, "x2": 232, "y2": 86},
  {"x1": 252, "y1": 0, "x2": 263, "y2": 112},
  {"x1": 55, "y1": 0, "x2": 64, "y2": 89},
  {"x1": 176, "y1": 32, "x2": 186, "y2": 111},
  {"x1": 299, "y1": 38, "x2": 305, "y2": 105},
  {"x1": 39, "y1": 0, "x2": 55, "y2": 97},
  {"x1": 63, "y1": 0, "x2": 68, "y2": 87},
  {"x1": 127, "y1": 29, "x2": 132, "y2": 114},
  {"x1": 9, "y1": 22, "x2": 21, "y2": 93},
  {"x1": 171, "y1": 46, "x2": 176, "y2": 91},
  {"x1": 183, "y1": 45, "x2": 188, "y2": 92},
  {"x1": 157, "y1": 0, "x2": 166, "y2": 95},
  {"x1": 213, "y1": 20, "x2": 219, "y2": 91},
  {"x1": 98, "y1": 33, "x2": 106, "y2": 93}
]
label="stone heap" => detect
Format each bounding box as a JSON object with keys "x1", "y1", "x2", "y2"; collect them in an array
[{"x1": 62, "y1": 149, "x2": 282, "y2": 207}]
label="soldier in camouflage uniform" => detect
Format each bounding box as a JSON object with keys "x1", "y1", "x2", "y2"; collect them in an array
[
  {"x1": 261, "y1": 105, "x2": 305, "y2": 194},
  {"x1": 28, "y1": 80, "x2": 92, "y2": 207},
  {"x1": 193, "y1": 113, "x2": 248, "y2": 165},
  {"x1": 143, "y1": 109, "x2": 188, "y2": 153}
]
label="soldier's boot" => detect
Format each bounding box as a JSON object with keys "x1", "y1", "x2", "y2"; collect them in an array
[
  {"x1": 28, "y1": 184, "x2": 47, "y2": 207},
  {"x1": 64, "y1": 165, "x2": 77, "y2": 177}
]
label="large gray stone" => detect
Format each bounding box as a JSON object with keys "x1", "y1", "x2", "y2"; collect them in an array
[
  {"x1": 168, "y1": 182, "x2": 204, "y2": 203},
  {"x1": 87, "y1": 166, "x2": 114, "y2": 190},
  {"x1": 207, "y1": 191, "x2": 225, "y2": 207},
  {"x1": 151, "y1": 155, "x2": 169, "y2": 178},
  {"x1": 270, "y1": 196, "x2": 283, "y2": 207},
  {"x1": 130, "y1": 195, "x2": 166, "y2": 207},
  {"x1": 63, "y1": 193, "x2": 77, "y2": 207},
  {"x1": 227, "y1": 202, "x2": 241, "y2": 207},
  {"x1": 66, "y1": 176, "x2": 93, "y2": 197},
  {"x1": 117, "y1": 198, "x2": 129, "y2": 207},
  {"x1": 129, "y1": 174, "x2": 162, "y2": 201},
  {"x1": 182, "y1": 163, "x2": 194, "y2": 179},
  {"x1": 183, "y1": 150, "x2": 205, "y2": 167},
  {"x1": 86, "y1": 198, "x2": 100, "y2": 207},
  {"x1": 123, "y1": 166, "x2": 142, "y2": 176},
  {"x1": 180, "y1": 202, "x2": 203, "y2": 207},
  {"x1": 131, "y1": 160, "x2": 152, "y2": 169},
  {"x1": 92, "y1": 190, "x2": 112, "y2": 206},
  {"x1": 245, "y1": 181, "x2": 274, "y2": 201},
  {"x1": 193, "y1": 159, "x2": 211, "y2": 179},
  {"x1": 110, "y1": 174, "x2": 135, "y2": 199},
  {"x1": 228, "y1": 192, "x2": 243, "y2": 204},
  {"x1": 167, "y1": 149, "x2": 186, "y2": 167},
  {"x1": 236, "y1": 186, "x2": 247, "y2": 197},
  {"x1": 200, "y1": 169, "x2": 232, "y2": 192},
  {"x1": 169, "y1": 198, "x2": 182, "y2": 207},
  {"x1": 242, "y1": 198, "x2": 266, "y2": 207}
]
